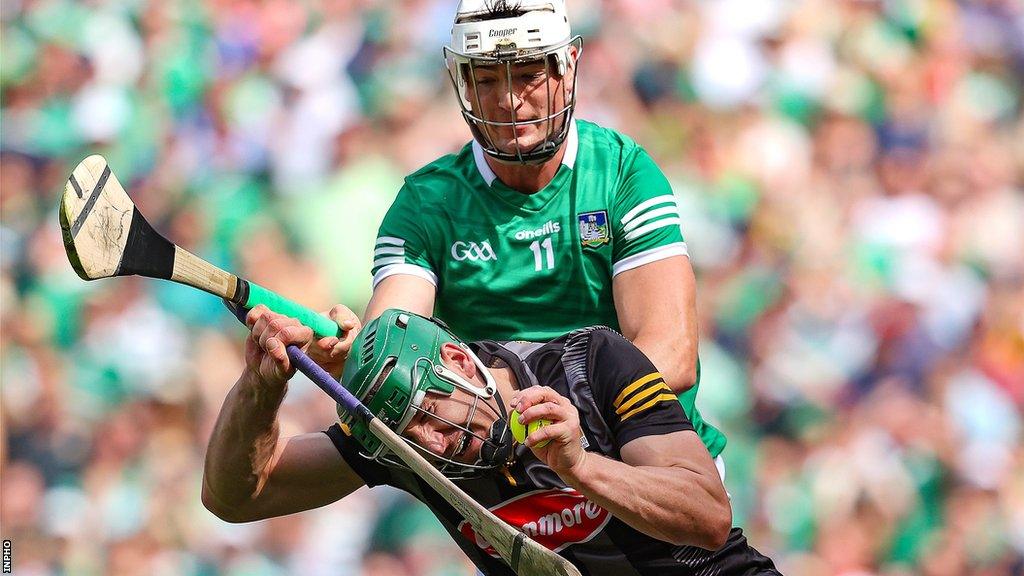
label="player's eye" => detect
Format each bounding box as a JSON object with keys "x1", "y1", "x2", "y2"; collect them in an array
[{"x1": 453, "y1": 432, "x2": 471, "y2": 458}]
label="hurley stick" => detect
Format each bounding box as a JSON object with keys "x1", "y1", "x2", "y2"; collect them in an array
[
  {"x1": 60, "y1": 155, "x2": 581, "y2": 576},
  {"x1": 226, "y1": 303, "x2": 581, "y2": 576},
  {"x1": 59, "y1": 155, "x2": 338, "y2": 337}
]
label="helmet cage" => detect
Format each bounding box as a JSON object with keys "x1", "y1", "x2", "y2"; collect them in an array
[
  {"x1": 444, "y1": 35, "x2": 583, "y2": 164},
  {"x1": 377, "y1": 349, "x2": 509, "y2": 479},
  {"x1": 338, "y1": 310, "x2": 510, "y2": 480}
]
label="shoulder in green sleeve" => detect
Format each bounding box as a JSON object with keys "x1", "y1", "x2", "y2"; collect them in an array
[
  {"x1": 609, "y1": 145, "x2": 686, "y2": 267},
  {"x1": 372, "y1": 145, "x2": 480, "y2": 286},
  {"x1": 574, "y1": 119, "x2": 641, "y2": 153},
  {"x1": 373, "y1": 182, "x2": 433, "y2": 279},
  {"x1": 403, "y1": 144, "x2": 477, "y2": 201}
]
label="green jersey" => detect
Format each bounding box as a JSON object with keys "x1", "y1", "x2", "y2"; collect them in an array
[{"x1": 372, "y1": 120, "x2": 726, "y2": 457}]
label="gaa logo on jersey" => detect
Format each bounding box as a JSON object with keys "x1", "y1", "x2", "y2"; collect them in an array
[
  {"x1": 578, "y1": 210, "x2": 610, "y2": 248},
  {"x1": 450, "y1": 240, "x2": 497, "y2": 262},
  {"x1": 458, "y1": 488, "x2": 611, "y2": 556}
]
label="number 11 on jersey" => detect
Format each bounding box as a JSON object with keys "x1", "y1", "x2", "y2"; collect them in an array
[{"x1": 529, "y1": 238, "x2": 555, "y2": 271}]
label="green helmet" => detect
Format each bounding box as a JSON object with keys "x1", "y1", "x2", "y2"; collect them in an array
[{"x1": 338, "y1": 309, "x2": 511, "y2": 477}]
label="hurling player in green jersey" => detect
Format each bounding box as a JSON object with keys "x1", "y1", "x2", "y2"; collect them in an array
[{"x1": 313, "y1": 1, "x2": 727, "y2": 462}]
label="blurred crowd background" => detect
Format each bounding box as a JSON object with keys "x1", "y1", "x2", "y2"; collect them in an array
[{"x1": 2, "y1": 0, "x2": 1023, "y2": 575}]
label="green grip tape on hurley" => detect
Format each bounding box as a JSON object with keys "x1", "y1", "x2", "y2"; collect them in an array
[{"x1": 244, "y1": 282, "x2": 341, "y2": 338}]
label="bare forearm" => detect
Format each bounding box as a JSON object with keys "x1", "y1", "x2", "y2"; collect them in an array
[
  {"x1": 364, "y1": 275, "x2": 436, "y2": 323},
  {"x1": 613, "y1": 256, "x2": 700, "y2": 394},
  {"x1": 631, "y1": 335, "x2": 697, "y2": 394},
  {"x1": 560, "y1": 453, "x2": 730, "y2": 549},
  {"x1": 203, "y1": 370, "x2": 287, "y2": 514}
]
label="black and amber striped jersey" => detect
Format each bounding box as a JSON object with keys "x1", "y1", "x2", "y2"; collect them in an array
[{"x1": 325, "y1": 327, "x2": 779, "y2": 576}]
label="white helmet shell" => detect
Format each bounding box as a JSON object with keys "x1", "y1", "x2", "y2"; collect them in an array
[
  {"x1": 450, "y1": 0, "x2": 571, "y2": 67},
  {"x1": 444, "y1": 0, "x2": 582, "y2": 164}
]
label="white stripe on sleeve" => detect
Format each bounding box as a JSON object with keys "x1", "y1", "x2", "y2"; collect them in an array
[
  {"x1": 620, "y1": 195, "x2": 677, "y2": 226},
  {"x1": 612, "y1": 242, "x2": 689, "y2": 276},
  {"x1": 373, "y1": 246, "x2": 405, "y2": 257},
  {"x1": 622, "y1": 205, "x2": 680, "y2": 233},
  {"x1": 375, "y1": 236, "x2": 406, "y2": 247},
  {"x1": 372, "y1": 264, "x2": 439, "y2": 289},
  {"x1": 373, "y1": 256, "x2": 407, "y2": 268},
  {"x1": 622, "y1": 217, "x2": 682, "y2": 241}
]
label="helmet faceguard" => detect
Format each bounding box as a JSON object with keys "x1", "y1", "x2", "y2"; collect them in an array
[
  {"x1": 444, "y1": 0, "x2": 583, "y2": 165},
  {"x1": 339, "y1": 309, "x2": 513, "y2": 479}
]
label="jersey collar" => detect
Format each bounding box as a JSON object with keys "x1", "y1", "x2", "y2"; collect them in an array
[
  {"x1": 469, "y1": 341, "x2": 539, "y2": 392},
  {"x1": 472, "y1": 119, "x2": 579, "y2": 187}
]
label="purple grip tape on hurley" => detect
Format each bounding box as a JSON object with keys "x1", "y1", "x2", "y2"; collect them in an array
[
  {"x1": 227, "y1": 301, "x2": 365, "y2": 414},
  {"x1": 283, "y1": 345, "x2": 362, "y2": 412}
]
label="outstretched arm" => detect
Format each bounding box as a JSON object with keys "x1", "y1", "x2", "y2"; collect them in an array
[
  {"x1": 202, "y1": 306, "x2": 364, "y2": 523},
  {"x1": 512, "y1": 386, "x2": 731, "y2": 550}
]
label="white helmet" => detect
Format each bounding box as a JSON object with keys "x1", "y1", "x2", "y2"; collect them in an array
[{"x1": 444, "y1": 0, "x2": 583, "y2": 164}]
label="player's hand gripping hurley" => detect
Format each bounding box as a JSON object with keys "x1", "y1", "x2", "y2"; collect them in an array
[{"x1": 59, "y1": 155, "x2": 581, "y2": 576}]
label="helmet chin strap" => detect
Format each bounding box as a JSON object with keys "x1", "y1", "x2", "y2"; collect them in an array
[
  {"x1": 472, "y1": 366, "x2": 512, "y2": 468},
  {"x1": 479, "y1": 412, "x2": 513, "y2": 467}
]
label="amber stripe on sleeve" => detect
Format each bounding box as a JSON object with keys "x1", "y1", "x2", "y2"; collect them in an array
[
  {"x1": 612, "y1": 372, "x2": 663, "y2": 408},
  {"x1": 616, "y1": 381, "x2": 672, "y2": 415},
  {"x1": 619, "y1": 393, "x2": 680, "y2": 423}
]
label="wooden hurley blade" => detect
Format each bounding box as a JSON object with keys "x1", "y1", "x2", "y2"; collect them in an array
[
  {"x1": 59, "y1": 155, "x2": 240, "y2": 301},
  {"x1": 60, "y1": 155, "x2": 152, "y2": 280}
]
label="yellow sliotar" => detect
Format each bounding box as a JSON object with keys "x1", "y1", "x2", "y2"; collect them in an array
[{"x1": 510, "y1": 410, "x2": 551, "y2": 448}]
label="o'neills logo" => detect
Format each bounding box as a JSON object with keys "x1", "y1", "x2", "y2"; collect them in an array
[
  {"x1": 514, "y1": 220, "x2": 561, "y2": 240},
  {"x1": 459, "y1": 489, "x2": 611, "y2": 556},
  {"x1": 489, "y1": 27, "x2": 516, "y2": 38}
]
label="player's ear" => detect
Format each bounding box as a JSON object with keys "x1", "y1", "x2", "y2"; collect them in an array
[
  {"x1": 568, "y1": 44, "x2": 580, "y2": 63},
  {"x1": 440, "y1": 342, "x2": 477, "y2": 379},
  {"x1": 555, "y1": 49, "x2": 577, "y2": 87}
]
